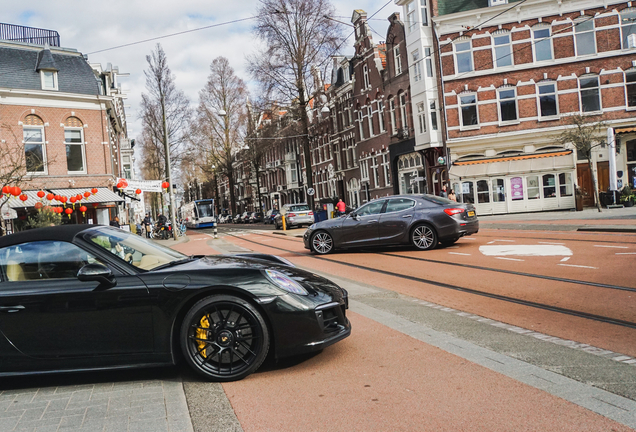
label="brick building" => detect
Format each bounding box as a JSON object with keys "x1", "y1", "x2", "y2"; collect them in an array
[
  {"x1": 0, "y1": 24, "x2": 129, "y2": 230},
  {"x1": 432, "y1": 0, "x2": 636, "y2": 214}
]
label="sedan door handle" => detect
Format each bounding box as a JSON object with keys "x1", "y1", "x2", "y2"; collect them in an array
[
  {"x1": 0, "y1": 305, "x2": 25, "y2": 313},
  {"x1": 402, "y1": 214, "x2": 413, "y2": 218},
  {"x1": 367, "y1": 220, "x2": 378, "y2": 223}
]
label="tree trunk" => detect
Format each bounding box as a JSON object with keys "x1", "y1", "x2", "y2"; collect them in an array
[
  {"x1": 298, "y1": 98, "x2": 314, "y2": 209},
  {"x1": 228, "y1": 171, "x2": 237, "y2": 216},
  {"x1": 588, "y1": 158, "x2": 602, "y2": 212}
]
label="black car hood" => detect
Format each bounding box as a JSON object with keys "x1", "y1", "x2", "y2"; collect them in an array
[{"x1": 157, "y1": 255, "x2": 346, "y2": 300}]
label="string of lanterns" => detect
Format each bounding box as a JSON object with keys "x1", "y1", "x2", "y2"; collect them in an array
[{"x1": 1, "y1": 186, "x2": 101, "y2": 219}]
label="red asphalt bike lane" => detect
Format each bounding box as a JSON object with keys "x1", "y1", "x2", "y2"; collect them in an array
[{"x1": 171, "y1": 232, "x2": 634, "y2": 431}]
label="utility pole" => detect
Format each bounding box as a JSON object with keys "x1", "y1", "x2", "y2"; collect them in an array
[{"x1": 162, "y1": 94, "x2": 178, "y2": 240}]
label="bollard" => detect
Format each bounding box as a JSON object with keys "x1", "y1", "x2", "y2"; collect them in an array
[
  {"x1": 282, "y1": 215, "x2": 286, "y2": 231},
  {"x1": 213, "y1": 222, "x2": 218, "y2": 238}
]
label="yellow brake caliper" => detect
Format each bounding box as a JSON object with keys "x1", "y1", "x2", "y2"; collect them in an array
[{"x1": 196, "y1": 315, "x2": 210, "y2": 358}]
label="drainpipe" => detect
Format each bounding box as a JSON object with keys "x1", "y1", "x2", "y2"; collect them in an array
[{"x1": 607, "y1": 127, "x2": 617, "y2": 204}]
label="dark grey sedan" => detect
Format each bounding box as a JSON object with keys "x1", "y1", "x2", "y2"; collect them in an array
[{"x1": 303, "y1": 195, "x2": 479, "y2": 254}]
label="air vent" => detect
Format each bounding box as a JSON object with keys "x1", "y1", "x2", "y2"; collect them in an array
[{"x1": 488, "y1": 0, "x2": 508, "y2": 5}]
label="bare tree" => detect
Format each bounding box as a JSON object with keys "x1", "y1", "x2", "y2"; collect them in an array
[
  {"x1": 190, "y1": 57, "x2": 248, "y2": 216},
  {"x1": 139, "y1": 44, "x2": 191, "y2": 214},
  {"x1": 557, "y1": 115, "x2": 606, "y2": 212},
  {"x1": 248, "y1": 0, "x2": 344, "y2": 208}
]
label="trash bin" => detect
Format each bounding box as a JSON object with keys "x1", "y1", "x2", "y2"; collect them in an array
[{"x1": 314, "y1": 210, "x2": 328, "y2": 222}]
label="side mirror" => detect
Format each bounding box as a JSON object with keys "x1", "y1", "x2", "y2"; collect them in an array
[
  {"x1": 350, "y1": 212, "x2": 359, "y2": 221},
  {"x1": 77, "y1": 263, "x2": 117, "y2": 288}
]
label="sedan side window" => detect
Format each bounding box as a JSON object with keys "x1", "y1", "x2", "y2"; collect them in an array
[
  {"x1": 356, "y1": 200, "x2": 386, "y2": 216},
  {"x1": 0, "y1": 241, "x2": 100, "y2": 282},
  {"x1": 385, "y1": 198, "x2": 415, "y2": 213}
]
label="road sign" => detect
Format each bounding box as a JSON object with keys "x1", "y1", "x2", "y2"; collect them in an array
[{"x1": 307, "y1": 188, "x2": 315, "y2": 196}]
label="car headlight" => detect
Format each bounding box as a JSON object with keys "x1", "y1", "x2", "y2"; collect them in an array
[
  {"x1": 264, "y1": 270, "x2": 308, "y2": 296},
  {"x1": 308, "y1": 224, "x2": 316, "y2": 230}
]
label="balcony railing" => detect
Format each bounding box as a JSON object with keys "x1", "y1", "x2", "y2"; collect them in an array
[{"x1": 0, "y1": 23, "x2": 60, "y2": 46}]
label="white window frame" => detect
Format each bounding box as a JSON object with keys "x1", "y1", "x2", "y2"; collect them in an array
[
  {"x1": 574, "y1": 17, "x2": 596, "y2": 56},
  {"x1": 412, "y1": 49, "x2": 422, "y2": 82},
  {"x1": 382, "y1": 153, "x2": 391, "y2": 186},
  {"x1": 360, "y1": 158, "x2": 370, "y2": 181},
  {"x1": 394, "y1": 45, "x2": 402, "y2": 75},
  {"x1": 23, "y1": 125, "x2": 47, "y2": 174},
  {"x1": 378, "y1": 100, "x2": 386, "y2": 132},
  {"x1": 533, "y1": 26, "x2": 553, "y2": 62},
  {"x1": 537, "y1": 82, "x2": 559, "y2": 118},
  {"x1": 371, "y1": 156, "x2": 380, "y2": 189},
  {"x1": 579, "y1": 75, "x2": 602, "y2": 113},
  {"x1": 64, "y1": 127, "x2": 87, "y2": 174},
  {"x1": 357, "y1": 109, "x2": 365, "y2": 139},
  {"x1": 429, "y1": 100, "x2": 438, "y2": 131},
  {"x1": 420, "y1": 0, "x2": 428, "y2": 26},
  {"x1": 417, "y1": 102, "x2": 427, "y2": 134},
  {"x1": 399, "y1": 93, "x2": 408, "y2": 129},
  {"x1": 459, "y1": 93, "x2": 479, "y2": 129},
  {"x1": 625, "y1": 70, "x2": 636, "y2": 109},
  {"x1": 406, "y1": 1, "x2": 417, "y2": 32},
  {"x1": 424, "y1": 47, "x2": 433, "y2": 77},
  {"x1": 497, "y1": 87, "x2": 519, "y2": 123},
  {"x1": 363, "y1": 64, "x2": 370, "y2": 89},
  {"x1": 620, "y1": 8, "x2": 636, "y2": 49},
  {"x1": 367, "y1": 105, "x2": 374, "y2": 137},
  {"x1": 493, "y1": 32, "x2": 513, "y2": 68},
  {"x1": 389, "y1": 98, "x2": 397, "y2": 135},
  {"x1": 40, "y1": 70, "x2": 58, "y2": 91},
  {"x1": 454, "y1": 40, "x2": 473, "y2": 73}
]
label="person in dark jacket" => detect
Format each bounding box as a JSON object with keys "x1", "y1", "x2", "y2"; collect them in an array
[
  {"x1": 109, "y1": 216, "x2": 121, "y2": 228},
  {"x1": 142, "y1": 213, "x2": 152, "y2": 238}
]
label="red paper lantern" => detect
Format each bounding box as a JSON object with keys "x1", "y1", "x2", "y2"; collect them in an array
[
  {"x1": 11, "y1": 186, "x2": 21, "y2": 196},
  {"x1": 19, "y1": 194, "x2": 28, "y2": 202},
  {"x1": 135, "y1": 188, "x2": 142, "y2": 195},
  {"x1": 37, "y1": 190, "x2": 45, "y2": 199},
  {"x1": 56, "y1": 207, "x2": 63, "y2": 214},
  {"x1": 92, "y1": 203, "x2": 99, "y2": 208},
  {"x1": 116, "y1": 182, "x2": 124, "y2": 189},
  {"x1": 34, "y1": 202, "x2": 43, "y2": 210},
  {"x1": 64, "y1": 208, "x2": 73, "y2": 218},
  {"x1": 84, "y1": 191, "x2": 91, "y2": 198},
  {"x1": 91, "y1": 188, "x2": 98, "y2": 195},
  {"x1": 70, "y1": 196, "x2": 77, "y2": 203},
  {"x1": 161, "y1": 181, "x2": 169, "y2": 190},
  {"x1": 79, "y1": 205, "x2": 87, "y2": 216},
  {"x1": 1, "y1": 186, "x2": 9, "y2": 195},
  {"x1": 46, "y1": 193, "x2": 54, "y2": 201},
  {"x1": 60, "y1": 196, "x2": 68, "y2": 206}
]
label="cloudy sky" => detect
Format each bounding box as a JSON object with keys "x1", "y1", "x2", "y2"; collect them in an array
[{"x1": 4, "y1": 0, "x2": 400, "y2": 139}]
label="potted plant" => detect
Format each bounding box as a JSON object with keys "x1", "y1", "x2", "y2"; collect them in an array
[{"x1": 619, "y1": 186, "x2": 635, "y2": 207}]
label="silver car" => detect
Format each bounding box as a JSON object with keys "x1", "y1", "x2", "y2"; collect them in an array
[{"x1": 274, "y1": 204, "x2": 314, "y2": 229}]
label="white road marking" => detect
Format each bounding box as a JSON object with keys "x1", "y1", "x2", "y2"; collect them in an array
[
  {"x1": 616, "y1": 252, "x2": 636, "y2": 255},
  {"x1": 449, "y1": 252, "x2": 471, "y2": 256},
  {"x1": 539, "y1": 241, "x2": 565, "y2": 245},
  {"x1": 558, "y1": 264, "x2": 598, "y2": 269},
  {"x1": 463, "y1": 238, "x2": 476, "y2": 240},
  {"x1": 479, "y1": 245, "x2": 572, "y2": 257},
  {"x1": 495, "y1": 239, "x2": 516, "y2": 242},
  {"x1": 494, "y1": 257, "x2": 524, "y2": 262},
  {"x1": 593, "y1": 245, "x2": 629, "y2": 249},
  {"x1": 560, "y1": 257, "x2": 570, "y2": 262}
]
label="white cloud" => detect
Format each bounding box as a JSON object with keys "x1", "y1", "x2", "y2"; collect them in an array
[{"x1": 4, "y1": 1, "x2": 400, "y2": 139}]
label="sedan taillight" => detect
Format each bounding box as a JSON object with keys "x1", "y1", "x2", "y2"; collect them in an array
[
  {"x1": 288, "y1": 213, "x2": 296, "y2": 217},
  {"x1": 308, "y1": 211, "x2": 314, "y2": 215},
  {"x1": 444, "y1": 208, "x2": 465, "y2": 216}
]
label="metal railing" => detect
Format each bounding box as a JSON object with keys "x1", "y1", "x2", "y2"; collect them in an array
[{"x1": 0, "y1": 23, "x2": 60, "y2": 46}]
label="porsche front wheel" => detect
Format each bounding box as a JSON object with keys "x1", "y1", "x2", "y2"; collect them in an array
[{"x1": 180, "y1": 295, "x2": 270, "y2": 382}]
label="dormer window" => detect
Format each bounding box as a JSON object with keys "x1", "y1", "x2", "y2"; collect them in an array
[{"x1": 41, "y1": 70, "x2": 58, "y2": 90}]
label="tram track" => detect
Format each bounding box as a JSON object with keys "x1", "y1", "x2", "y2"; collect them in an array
[{"x1": 224, "y1": 231, "x2": 636, "y2": 331}]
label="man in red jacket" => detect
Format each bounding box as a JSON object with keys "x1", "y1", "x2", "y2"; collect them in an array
[{"x1": 336, "y1": 199, "x2": 346, "y2": 216}]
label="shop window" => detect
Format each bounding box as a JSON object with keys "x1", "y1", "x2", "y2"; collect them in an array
[
  {"x1": 579, "y1": 76, "x2": 601, "y2": 112},
  {"x1": 574, "y1": 17, "x2": 596, "y2": 56},
  {"x1": 538, "y1": 82, "x2": 558, "y2": 117},
  {"x1": 621, "y1": 8, "x2": 636, "y2": 49},
  {"x1": 543, "y1": 174, "x2": 557, "y2": 198},
  {"x1": 477, "y1": 180, "x2": 490, "y2": 203},
  {"x1": 454, "y1": 40, "x2": 473, "y2": 73},
  {"x1": 533, "y1": 26, "x2": 553, "y2": 61},
  {"x1": 493, "y1": 33, "x2": 512, "y2": 67},
  {"x1": 559, "y1": 173, "x2": 573, "y2": 196},
  {"x1": 626, "y1": 71, "x2": 636, "y2": 107},
  {"x1": 460, "y1": 94, "x2": 478, "y2": 127},
  {"x1": 527, "y1": 176, "x2": 540, "y2": 199},
  {"x1": 492, "y1": 179, "x2": 505, "y2": 202},
  {"x1": 460, "y1": 181, "x2": 475, "y2": 204}
]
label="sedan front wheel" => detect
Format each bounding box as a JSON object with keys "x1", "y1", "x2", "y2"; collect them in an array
[
  {"x1": 411, "y1": 224, "x2": 438, "y2": 251},
  {"x1": 311, "y1": 231, "x2": 334, "y2": 255},
  {"x1": 181, "y1": 295, "x2": 270, "y2": 382}
]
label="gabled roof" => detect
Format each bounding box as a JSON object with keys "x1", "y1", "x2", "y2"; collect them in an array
[{"x1": 0, "y1": 41, "x2": 100, "y2": 95}]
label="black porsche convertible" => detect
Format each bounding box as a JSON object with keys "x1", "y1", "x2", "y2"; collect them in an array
[{"x1": 0, "y1": 225, "x2": 350, "y2": 381}]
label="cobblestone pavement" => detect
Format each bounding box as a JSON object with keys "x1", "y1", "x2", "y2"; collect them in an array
[{"x1": 0, "y1": 369, "x2": 194, "y2": 432}]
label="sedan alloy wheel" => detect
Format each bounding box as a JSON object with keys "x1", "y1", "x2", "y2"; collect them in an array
[
  {"x1": 411, "y1": 224, "x2": 438, "y2": 251},
  {"x1": 311, "y1": 231, "x2": 334, "y2": 255},
  {"x1": 181, "y1": 295, "x2": 270, "y2": 381}
]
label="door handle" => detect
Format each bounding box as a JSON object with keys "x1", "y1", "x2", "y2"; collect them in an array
[
  {"x1": 0, "y1": 305, "x2": 25, "y2": 313},
  {"x1": 402, "y1": 215, "x2": 413, "y2": 218},
  {"x1": 368, "y1": 220, "x2": 378, "y2": 223}
]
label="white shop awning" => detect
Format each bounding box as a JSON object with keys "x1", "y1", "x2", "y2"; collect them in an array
[{"x1": 450, "y1": 151, "x2": 575, "y2": 179}]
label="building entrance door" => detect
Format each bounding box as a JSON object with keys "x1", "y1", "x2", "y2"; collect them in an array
[
  {"x1": 597, "y1": 161, "x2": 609, "y2": 193},
  {"x1": 576, "y1": 163, "x2": 595, "y2": 207}
]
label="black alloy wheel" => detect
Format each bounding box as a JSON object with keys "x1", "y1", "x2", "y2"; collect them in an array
[
  {"x1": 311, "y1": 231, "x2": 334, "y2": 255},
  {"x1": 411, "y1": 224, "x2": 438, "y2": 251},
  {"x1": 181, "y1": 295, "x2": 270, "y2": 382}
]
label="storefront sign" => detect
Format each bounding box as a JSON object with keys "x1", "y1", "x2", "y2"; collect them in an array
[
  {"x1": 1, "y1": 206, "x2": 17, "y2": 220},
  {"x1": 510, "y1": 177, "x2": 524, "y2": 200},
  {"x1": 116, "y1": 178, "x2": 162, "y2": 193}
]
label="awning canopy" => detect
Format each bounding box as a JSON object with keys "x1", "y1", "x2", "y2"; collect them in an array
[
  {"x1": 450, "y1": 151, "x2": 575, "y2": 179},
  {"x1": 614, "y1": 126, "x2": 636, "y2": 134},
  {"x1": 7, "y1": 187, "x2": 124, "y2": 209}
]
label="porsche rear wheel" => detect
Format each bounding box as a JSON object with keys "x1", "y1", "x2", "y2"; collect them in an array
[{"x1": 181, "y1": 295, "x2": 269, "y2": 382}]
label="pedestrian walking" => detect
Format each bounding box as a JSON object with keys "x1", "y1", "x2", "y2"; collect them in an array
[
  {"x1": 142, "y1": 213, "x2": 152, "y2": 238},
  {"x1": 336, "y1": 198, "x2": 346, "y2": 216},
  {"x1": 109, "y1": 216, "x2": 121, "y2": 228},
  {"x1": 440, "y1": 184, "x2": 448, "y2": 198},
  {"x1": 448, "y1": 189, "x2": 457, "y2": 202}
]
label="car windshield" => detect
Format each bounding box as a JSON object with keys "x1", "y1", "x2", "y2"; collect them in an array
[
  {"x1": 422, "y1": 195, "x2": 458, "y2": 205},
  {"x1": 289, "y1": 205, "x2": 309, "y2": 212},
  {"x1": 82, "y1": 226, "x2": 187, "y2": 271}
]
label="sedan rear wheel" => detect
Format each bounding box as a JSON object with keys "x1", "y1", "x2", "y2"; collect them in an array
[
  {"x1": 411, "y1": 224, "x2": 438, "y2": 251},
  {"x1": 180, "y1": 295, "x2": 269, "y2": 382},
  {"x1": 311, "y1": 231, "x2": 334, "y2": 255}
]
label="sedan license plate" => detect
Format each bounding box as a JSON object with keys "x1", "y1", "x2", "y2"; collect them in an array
[{"x1": 467, "y1": 211, "x2": 475, "y2": 217}]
